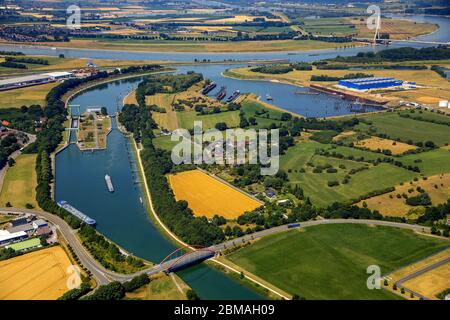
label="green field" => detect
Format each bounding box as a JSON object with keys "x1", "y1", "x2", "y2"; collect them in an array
[
  {"x1": 398, "y1": 110, "x2": 450, "y2": 125},
  {"x1": 177, "y1": 110, "x2": 240, "y2": 130},
  {"x1": 240, "y1": 98, "x2": 285, "y2": 129},
  {"x1": 0, "y1": 154, "x2": 39, "y2": 209},
  {"x1": 7, "y1": 238, "x2": 41, "y2": 251},
  {"x1": 280, "y1": 140, "x2": 418, "y2": 206},
  {"x1": 0, "y1": 83, "x2": 57, "y2": 108},
  {"x1": 399, "y1": 148, "x2": 450, "y2": 176},
  {"x1": 228, "y1": 224, "x2": 449, "y2": 300},
  {"x1": 355, "y1": 113, "x2": 450, "y2": 146},
  {"x1": 152, "y1": 135, "x2": 179, "y2": 151}
]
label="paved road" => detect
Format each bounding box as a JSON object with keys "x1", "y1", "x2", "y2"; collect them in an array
[{"x1": 0, "y1": 207, "x2": 434, "y2": 286}]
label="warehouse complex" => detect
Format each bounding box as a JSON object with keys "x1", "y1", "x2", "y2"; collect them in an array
[
  {"x1": 338, "y1": 77, "x2": 404, "y2": 90},
  {"x1": 0, "y1": 71, "x2": 73, "y2": 91}
]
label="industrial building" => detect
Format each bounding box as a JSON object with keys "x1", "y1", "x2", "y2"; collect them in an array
[
  {"x1": 338, "y1": 77, "x2": 404, "y2": 90},
  {"x1": 0, "y1": 71, "x2": 74, "y2": 91},
  {"x1": 0, "y1": 230, "x2": 28, "y2": 246}
]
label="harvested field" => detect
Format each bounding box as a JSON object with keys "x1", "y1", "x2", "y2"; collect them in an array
[
  {"x1": 168, "y1": 169, "x2": 262, "y2": 219},
  {"x1": 355, "y1": 137, "x2": 417, "y2": 155},
  {"x1": 402, "y1": 262, "x2": 450, "y2": 300},
  {"x1": 358, "y1": 173, "x2": 450, "y2": 217},
  {"x1": 0, "y1": 246, "x2": 73, "y2": 300}
]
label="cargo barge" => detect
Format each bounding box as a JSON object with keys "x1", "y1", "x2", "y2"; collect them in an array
[
  {"x1": 57, "y1": 200, "x2": 96, "y2": 225},
  {"x1": 105, "y1": 174, "x2": 114, "y2": 193},
  {"x1": 201, "y1": 82, "x2": 217, "y2": 95},
  {"x1": 216, "y1": 86, "x2": 227, "y2": 101},
  {"x1": 227, "y1": 90, "x2": 240, "y2": 102}
]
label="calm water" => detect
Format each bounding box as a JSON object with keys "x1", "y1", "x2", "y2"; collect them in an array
[{"x1": 55, "y1": 77, "x2": 262, "y2": 300}]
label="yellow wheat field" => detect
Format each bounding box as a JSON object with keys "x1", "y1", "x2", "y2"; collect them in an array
[
  {"x1": 0, "y1": 246, "x2": 73, "y2": 300},
  {"x1": 168, "y1": 170, "x2": 262, "y2": 219},
  {"x1": 355, "y1": 136, "x2": 417, "y2": 155},
  {"x1": 402, "y1": 262, "x2": 450, "y2": 299}
]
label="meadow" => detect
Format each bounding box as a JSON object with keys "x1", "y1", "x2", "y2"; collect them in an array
[
  {"x1": 168, "y1": 169, "x2": 262, "y2": 219},
  {"x1": 280, "y1": 140, "x2": 418, "y2": 206},
  {"x1": 177, "y1": 110, "x2": 240, "y2": 130},
  {"x1": 358, "y1": 173, "x2": 450, "y2": 217},
  {"x1": 400, "y1": 149, "x2": 450, "y2": 176},
  {"x1": 0, "y1": 154, "x2": 39, "y2": 209},
  {"x1": 228, "y1": 224, "x2": 449, "y2": 300},
  {"x1": 356, "y1": 113, "x2": 450, "y2": 146},
  {"x1": 0, "y1": 246, "x2": 72, "y2": 300},
  {"x1": 0, "y1": 83, "x2": 57, "y2": 108}
]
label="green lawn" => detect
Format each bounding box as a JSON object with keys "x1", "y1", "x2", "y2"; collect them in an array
[
  {"x1": 241, "y1": 99, "x2": 284, "y2": 129},
  {"x1": 177, "y1": 110, "x2": 240, "y2": 130},
  {"x1": 152, "y1": 135, "x2": 179, "y2": 151},
  {"x1": 0, "y1": 154, "x2": 39, "y2": 209},
  {"x1": 356, "y1": 113, "x2": 450, "y2": 146},
  {"x1": 228, "y1": 224, "x2": 449, "y2": 300},
  {"x1": 399, "y1": 148, "x2": 450, "y2": 176}
]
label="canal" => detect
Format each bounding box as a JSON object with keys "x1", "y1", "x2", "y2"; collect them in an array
[{"x1": 33, "y1": 15, "x2": 450, "y2": 299}]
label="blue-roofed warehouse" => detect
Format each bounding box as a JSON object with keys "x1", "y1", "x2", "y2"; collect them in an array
[{"x1": 338, "y1": 77, "x2": 403, "y2": 90}]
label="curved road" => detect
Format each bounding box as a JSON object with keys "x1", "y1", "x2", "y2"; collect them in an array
[{"x1": 0, "y1": 207, "x2": 435, "y2": 286}]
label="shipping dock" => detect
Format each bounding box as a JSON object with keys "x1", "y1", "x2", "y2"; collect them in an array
[
  {"x1": 105, "y1": 174, "x2": 114, "y2": 192},
  {"x1": 57, "y1": 201, "x2": 96, "y2": 225}
]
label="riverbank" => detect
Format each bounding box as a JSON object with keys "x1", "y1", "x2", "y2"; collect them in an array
[{"x1": 0, "y1": 39, "x2": 364, "y2": 53}]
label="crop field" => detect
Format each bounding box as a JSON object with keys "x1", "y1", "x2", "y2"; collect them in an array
[
  {"x1": 358, "y1": 173, "x2": 450, "y2": 217},
  {"x1": 0, "y1": 246, "x2": 72, "y2": 300},
  {"x1": 168, "y1": 169, "x2": 262, "y2": 219},
  {"x1": 355, "y1": 137, "x2": 417, "y2": 155},
  {"x1": 0, "y1": 83, "x2": 57, "y2": 108},
  {"x1": 355, "y1": 113, "x2": 450, "y2": 146},
  {"x1": 228, "y1": 224, "x2": 449, "y2": 300},
  {"x1": 402, "y1": 262, "x2": 450, "y2": 299},
  {"x1": 348, "y1": 17, "x2": 437, "y2": 40},
  {"x1": 0, "y1": 154, "x2": 39, "y2": 209}
]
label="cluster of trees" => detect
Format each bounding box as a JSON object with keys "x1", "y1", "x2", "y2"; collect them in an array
[
  {"x1": 5, "y1": 56, "x2": 49, "y2": 65},
  {"x1": 400, "y1": 112, "x2": 450, "y2": 127},
  {"x1": 0, "y1": 105, "x2": 44, "y2": 133},
  {"x1": 135, "y1": 72, "x2": 203, "y2": 107},
  {"x1": 252, "y1": 62, "x2": 312, "y2": 74},
  {"x1": 334, "y1": 46, "x2": 450, "y2": 63},
  {"x1": 406, "y1": 192, "x2": 432, "y2": 206},
  {"x1": 310, "y1": 73, "x2": 373, "y2": 81},
  {"x1": 79, "y1": 224, "x2": 144, "y2": 272},
  {"x1": 120, "y1": 93, "x2": 225, "y2": 246},
  {"x1": 58, "y1": 283, "x2": 91, "y2": 300},
  {"x1": 0, "y1": 50, "x2": 24, "y2": 56},
  {"x1": 0, "y1": 135, "x2": 20, "y2": 170},
  {"x1": 431, "y1": 65, "x2": 447, "y2": 78},
  {"x1": 0, "y1": 61, "x2": 27, "y2": 69}
]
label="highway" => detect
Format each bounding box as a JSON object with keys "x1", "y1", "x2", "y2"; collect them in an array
[{"x1": 0, "y1": 207, "x2": 434, "y2": 286}]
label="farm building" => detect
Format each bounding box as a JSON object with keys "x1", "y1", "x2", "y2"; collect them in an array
[
  {"x1": 338, "y1": 77, "x2": 404, "y2": 90},
  {"x1": 0, "y1": 230, "x2": 28, "y2": 246}
]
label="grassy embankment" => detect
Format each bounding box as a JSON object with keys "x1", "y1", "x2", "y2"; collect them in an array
[
  {"x1": 0, "y1": 39, "x2": 357, "y2": 53},
  {"x1": 0, "y1": 153, "x2": 39, "y2": 209},
  {"x1": 125, "y1": 273, "x2": 190, "y2": 300},
  {"x1": 228, "y1": 223, "x2": 449, "y2": 300},
  {"x1": 0, "y1": 82, "x2": 58, "y2": 108}
]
